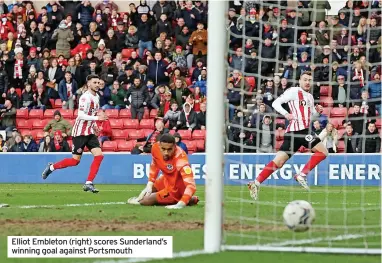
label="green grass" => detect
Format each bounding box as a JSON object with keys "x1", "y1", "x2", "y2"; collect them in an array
[{"x1": 0, "y1": 184, "x2": 380, "y2": 263}]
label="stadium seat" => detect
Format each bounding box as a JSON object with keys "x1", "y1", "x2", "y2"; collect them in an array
[
  {"x1": 185, "y1": 77, "x2": 192, "y2": 86},
  {"x1": 142, "y1": 129, "x2": 153, "y2": 137},
  {"x1": 150, "y1": 109, "x2": 158, "y2": 119},
  {"x1": 128, "y1": 129, "x2": 144, "y2": 140},
  {"x1": 322, "y1": 107, "x2": 331, "y2": 117},
  {"x1": 102, "y1": 141, "x2": 117, "y2": 152},
  {"x1": 54, "y1": 99, "x2": 63, "y2": 109},
  {"x1": 320, "y1": 96, "x2": 334, "y2": 107},
  {"x1": 119, "y1": 109, "x2": 132, "y2": 118},
  {"x1": 275, "y1": 129, "x2": 285, "y2": 141},
  {"x1": 30, "y1": 130, "x2": 39, "y2": 140},
  {"x1": 330, "y1": 107, "x2": 347, "y2": 118},
  {"x1": 195, "y1": 139, "x2": 205, "y2": 151},
  {"x1": 123, "y1": 119, "x2": 139, "y2": 129},
  {"x1": 319, "y1": 86, "x2": 332, "y2": 97},
  {"x1": 275, "y1": 140, "x2": 283, "y2": 151},
  {"x1": 143, "y1": 108, "x2": 150, "y2": 119},
  {"x1": 16, "y1": 109, "x2": 28, "y2": 119},
  {"x1": 112, "y1": 129, "x2": 126, "y2": 140},
  {"x1": 139, "y1": 119, "x2": 154, "y2": 129},
  {"x1": 376, "y1": 118, "x2": 381, "y2": 129},
  {"x1": 36, "y1": 130, "x2": 46, "y2": 140},
  {"x1": 245, "y1": 76, "x2": 256, "y2": 90},
  {"x1": 19, "y1": 129, "x2": 32, "y2": 137},
  {"x1": 337, "y1": 141, "x2": 345, "y2": 153},
  {"x1": 29, "y1": 109, "x2": 44, "y2": 119},
  {"x1": 188, "y1": 67, "x2": 195, "y2": 76},
  {"x1": 32, "y1": 119, "x2": 48, "y2": 129},
  {"x1": 43, "y1": 109, "x2": 55, "y2": 119},
  {"x1": 337, "y1": 128, "x2": 346, "y2": 139},
  {"x1": 192, "y1": 130, "x2": 206, "y2": 140},
  {"x1": 176, "y1": 129, "x2": 192, "y2": 140},
  {"x1": 183, "y1": 140, "x2": 197, "y2": 153},
  {"x1": 105, "y1": 109, "x2": 119, "y2": 119},
  {"x1": 122, "y1": 48, "x2": 134, "y2": 58},
  {"x1": 49, "y1": 99, "x2": 55, "y2": 108},
  {"x1": 16, "y1": 119, "x2": 32, "y2": 129},
  {"x1": 59, "y1": 109, "x2": 74, "y2": 119},
  {"x1": 74, "y1": 109, "x2": 78, "y2": 118},
  {"x1": 330, "y1": 117, "x2": 345, "y2": 129},
  {"x1": 110, "y1": 119, "x2": 123, "y2": 129},
  {"x1": 117, "y1": 140, "x2": 135, "y2": 152}
]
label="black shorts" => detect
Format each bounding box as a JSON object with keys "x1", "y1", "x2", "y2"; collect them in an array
[
  {"x1": 72, "y1": 134, "x2": 100, "y2": 155},
  {"x1": 279, "y1": 129, "x2": 321, "y2": 157}
]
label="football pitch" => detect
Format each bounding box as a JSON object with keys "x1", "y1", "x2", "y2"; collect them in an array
[{"x1": 0, "y1": 184, "x2": 380, "y2": 263}]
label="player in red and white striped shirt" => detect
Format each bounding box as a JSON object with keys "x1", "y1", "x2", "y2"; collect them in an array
[
  {"x1": 248, "y1": 71, "x2": 328, "y2": 200},
  {"x1": 42, "y1": 75, "x2": 108, "y2": 193}
]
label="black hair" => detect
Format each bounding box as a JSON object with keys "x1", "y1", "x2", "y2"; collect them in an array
[
  {"x1": 159, "y1": 133, "x2": 176, "y2": 144},
  {"x1": 86, "y1": 74, "x2": 99, "y2": 82}
]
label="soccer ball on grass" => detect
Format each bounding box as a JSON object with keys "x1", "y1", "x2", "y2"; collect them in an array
[{"x1": 282, "y1": 200, "x2": 315, "y2": 232}]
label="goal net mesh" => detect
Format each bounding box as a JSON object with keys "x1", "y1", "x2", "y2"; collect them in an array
[{"x1": 222, "y1": 0, "x2": 381, "y2": 254}]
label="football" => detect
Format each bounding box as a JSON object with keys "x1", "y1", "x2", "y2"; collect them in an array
[{"x1": 282, "y1": 200, "x2": 315, "y2": 232}]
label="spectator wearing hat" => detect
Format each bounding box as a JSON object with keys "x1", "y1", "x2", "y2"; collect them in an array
[
  {"x1": 189, "y1": 21, "x2": 207, "y2": 63},
  {"x1": 117, "y1": 65, "x2": 135, "y2": 86},
  {"x1": 5, "y1": 47, "x2": 27, "y2": 89},
  {"x1": 49, "y1": 130, "x2": 70, "y2": 152},
  {"x1": 177, "y1": 102, "x2": 197, "y2": 131},
  {"x1": 43, "y1": 110, "x2": 72, "y2": 138},
  {"x1": 338, "y1": 9, "x2": 349, "y2": 27},
  {"x1": 173, "y1": 132, "x2": 188, "y2": 154},
  {"x1": 89, "y1": 30, "x2": 102, "y2": 50},
  {"x1": 94, "y1": 39, "x2": 112, "y2": 61},
  {"x1": 329, "y1": 15, "x2": 342, "y2": 39},
  {"x1": 52, "y1": 20, "x2": 73, "y2": 59}
]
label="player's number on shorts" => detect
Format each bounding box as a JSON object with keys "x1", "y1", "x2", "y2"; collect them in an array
[{"x1": 305, "y1": 135, "x2": 314, "y2": 142}]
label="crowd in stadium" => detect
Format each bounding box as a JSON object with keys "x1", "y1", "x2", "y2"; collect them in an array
[{"x1": 0, "y1": 0, "x2": 380, "y2": 154}]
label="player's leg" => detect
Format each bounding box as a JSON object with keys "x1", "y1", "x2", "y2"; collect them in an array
[
  {"x1": 248, "y1": 133, "x2": 293, "y2": 200},
  {"x1": 41, "y1": 136, "x2": 84, "y2": 179},
  {"x1": 83, "y1": 135, "x2": 104, "y2": 193}
]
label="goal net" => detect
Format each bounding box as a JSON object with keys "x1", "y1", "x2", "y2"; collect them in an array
[{"x1": 210, "y1": 0, "x2": 381, "y2": 255}]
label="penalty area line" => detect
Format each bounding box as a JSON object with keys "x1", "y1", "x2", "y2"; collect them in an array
[
  {"x1": 13, "y1": 202, "x2": 126, "y2": 209},
  {"x1": 91, "y1": 250, "x2": 207, "y2": 263}
]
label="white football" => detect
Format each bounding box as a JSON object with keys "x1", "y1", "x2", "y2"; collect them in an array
[{"x1": 283, "y1": 200, "x2": 315, "y2": 232}]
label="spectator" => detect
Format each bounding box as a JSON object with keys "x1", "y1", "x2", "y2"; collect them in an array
[
  {"x1": 332, "y1": 74, "x2": 348, "y2": 107},
  {"x1": 227, "y1": 81, "x2": 241, "y2": 121},
  {"x1": 369, "y1": 73, "x2": 381, "y2": 114},
  {"x1": 96, "y1": 110, "x2": 112, "y2": 145},
  {"x1": 196, "y1": 101, "x2": 206, "y2": 130},
  {"x1": 34, "y1": 85, "x2": 52, "y2": 110},
  {"x1": 363, "y1": 122, "x2": 381, "y2": 153},
  {"x1": 173, "y1": 132, "x2": 188, "y2": 154},
  {"x1": 76, "y1": 0, "x2": 94, "y2": 33},
  {"x1": 0, "y1": 99, "x2": 16, "y2": 134},
  {"x1": 163, "y1": 101, "x2": 180, "y2": 130},
  {"x1": 137, "y1": 13, "x2": 154, "y2": 58},
  {"x1": 132, "y1": 119, "x2": 169, "y2": 154},
  {"x1": 228, "y1": 109, "x2": 248, "y2": 153},
  {"x1": 39, "y1": 135, "x2": 51, "y2": 152},
  {"x1": 43, "y1": 110, "x2": 72, "y2": 138},
  {"x1": 9, "y1": 134, "x2": 25, "y2": 152},
  {"x1": 49, "y1": 130, "x2": 70, "y2": 152},
  {"x1": 189, "y1": 22, "x2": 207, "y2": 63},
  {"x1": 52, "y1": 20, "x2": 73, "y2": 59},
  {"x1": 58, "y1": 71, "x2": 78, "y2": 110},
  {"x1": 177, "y1": 102, "x2": 197, "y2": 131},
  {"x1": 103, "y1": 81, "x2": 126, "y2": 110},
  {"x1": 21, "y1": 83, "x2": 34, "y2": 109},
  {"x1": 23, "y1": 134, "x2": 38, "y2": 152},
  {"x1": 125, "y1": 25, "x2": 139, "y2": 49},
  {"x1": 319, "y1": 123, "x2": 338, "y2": 153},
  {"x1": 0, "y1": 61, "x2": 8, "y2": 105},
  {"x1": 341, "y1": 124, "x2": 362, "y2": 153},
  {"x1": 253, "y1": 115, "x2": 274, "y2": 153},
  {"x1": 125, "y1": 78, "x2": 148, "y2": 120},
  {"x1": 147, "y1": 51, "x2": 168, "y2": 85},
  {"x1": 172, "y1": 78, "x2": 191, "y2": 107}
]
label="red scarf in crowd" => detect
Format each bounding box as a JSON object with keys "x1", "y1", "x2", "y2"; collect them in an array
[
  {"x1": 54, "y1": 131, "x2": 63, "y2": 151},
  {"x1": 14, "y1": 59, "x2": 23, "y2": 79}
]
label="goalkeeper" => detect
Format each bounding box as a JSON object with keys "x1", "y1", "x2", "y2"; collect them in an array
[{"x1": 127, "y1": 134, "x2": 199, "y2": 209}]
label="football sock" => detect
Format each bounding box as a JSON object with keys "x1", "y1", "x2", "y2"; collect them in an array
[
  {"x1": 86, "y1": 155, "x2": 104, "y2": 182},
  {"x1": 256, "y1": 161, "x2": 279, "y2": 183},
  {"x1": 52, "y1": 158, "x2": 80, "y2": 170},
  {"x1": 301, "y1": 152, "x2": 327, "y2": 176}
]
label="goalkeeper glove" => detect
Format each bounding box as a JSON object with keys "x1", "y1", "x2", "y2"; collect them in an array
[
  {"x1": 137, "y1": 181, "x2": 154, "y2": 201},
  {"x1": 165, "y1": 201, "x2": 186, "y2": 209}
]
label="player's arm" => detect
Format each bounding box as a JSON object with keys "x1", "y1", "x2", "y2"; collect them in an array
[
  {"x1": 77, "y1": 96, "x2": 98, "y2": 121},
  {"x1": 137, "y1": 158, "x2": 160, "y2": 201},
  {"x1": 272, "y1": 88, "x2": 295, "y2": 120}
]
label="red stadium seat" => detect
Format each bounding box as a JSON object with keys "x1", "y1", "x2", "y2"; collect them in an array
[
  {"x1": 109, "y1": 119, "x2": 123, "y2": 129},
  {"x1": 183, "y1": 140, "x2": 197, "y2": 153},
  {"x1": 245, "y1": 76, "x2": 256, "y2": 90},
  {"x1": 330, "y1": 117, "x2": 345, "y2": 129},
  {"x1": 105, "y1": 109, "x2": 119, "y2": 119},
  {"x1": 143, "y1": 108, "x2": 150, "y2": 119},
  {"x1": 192, "y1": 130, "x2": 206, "y2": 140},
  {"x1": 59, "y1": 109, "x2": 74, "y2": 119},
  {"x1": 319, "y1": 86, "x2": 332, "y2": 97},
  {"x1": 185, "y1": 77, "x2": 192, "y2": 86},
  {"x1": 73, "y1": 109, "x2": 78, "y2": 118},
  {"x1": 176, "y1": 129, "x2": 192, "y2": 140},
  {"x1": 119, "y1": 109, "x2": 132, "y2": 118},
  {"x1": 330, "y1": 107, "x2": 347, "y2": 118},
  {"x1": 36, "y1": 130, "x2": 46, "y2": 140},
  {"x1": 320, "y1": 96, "x2": 334, "y2": 107},
  {"x1": 29, "y1": 109, "x2": 44, "y2": 119},
  {"x1": 112, "y1": 129, "x2": 126, "y2": 140},
  {"x1": 32, "y1": 119, "x2": 48, "y2": 129},
  {"x1": 54, "y1": 99, "x2": 63, "y2": 109},
  {"x1": 16, "y1": 119, "x2": 32, "y2": 129},
  {"x1": 30, "y1": 130, "x2": 39, "y2": 140},
  {"x1": 49, "y1": 99, "x2": 55, "y2": 108},
  {"x1": 122, "y1": 48, "x2": 134, "y2": 58},
  {"x1": 195, "y1": 139, "x2": 205, "y2": 151},
  {"x1": 275, "y1": 129, "x2": 285, "y2": 141},
  {"x1": 142, "y1": 129, "x2": 153, "y2": 137},
  {"x1": 322, "y1": 107, "x2": 331, "y2": 117},
  {"x1": 188, "y1": 67, "x2": 195, "y2": 76},
  {"x1": 44, "y1": 109, "x2": 55, "y2": 119},
  {"x1": 150, "y1": 109, "x2": 158, "y2": 119},
  {"x1": 123, "y1": 119, "x2": 139, "y2": 129},
  {"x1": 117, "y1": 140, "x2": 135, "y2": 152},
  {"x1": 337, "y1": 128, "x2": 346, "y2": 139},
  {"x1": 376, "y1": 118, "x2": 381, "y2": 129},
  {"x1": 19, "y1": 129, "x2": 32, "y2": 137},
  {"x1": 102, "y1": 141, "x2": 117, "y2": 152},
  {"x1": 139, "y1": 119, "x2": 154, "y2": 129},
  {"x1": 128, "y1": 129, "x2": 144, "y2": 140},
  {"x1": 337, "y1": 140, "x2": 345, "y2": 153},
  {"x1": 16, "y1": 109, "x2": 28, "y2": 119}
]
